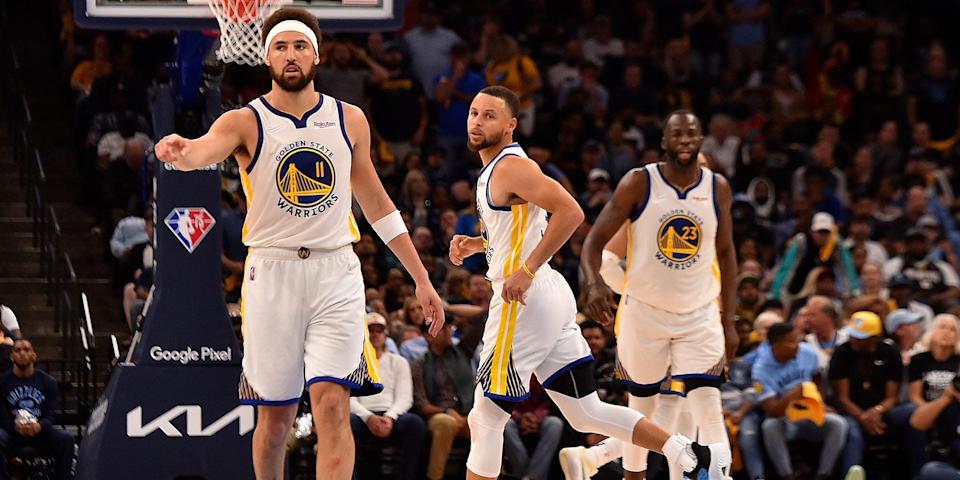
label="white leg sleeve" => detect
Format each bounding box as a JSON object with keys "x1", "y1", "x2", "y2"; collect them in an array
[
  {"x1": 547, "y1": 391, "x2": 644, "y2": 446},
  {"x1": 685, "y1": 388, "x2": 726, "y2": 444},
  {"x1": 623, "y1": 393, "x2": 659, "y2": 472},
  {"x1": 651, "y1": 394, "x2": 685, "y2": 480},
  {"x1": 465, "y1": 391, "x2": 511, "y2": 478}
]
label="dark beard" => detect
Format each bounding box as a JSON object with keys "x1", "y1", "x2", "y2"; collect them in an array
[
  {"x1": 665, "y1": 148, "x2": 699, "y2": 169},
  {"x1": 271, "y1": 62, "x2": 316, "y2": 92},
  {"x1": 467, "y1": 132, "x2": 503, "y2": 152}
]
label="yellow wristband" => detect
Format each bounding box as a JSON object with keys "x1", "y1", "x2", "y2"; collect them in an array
[{"x1": 521, "y1": 262, "x2": 536, "y2": 279}]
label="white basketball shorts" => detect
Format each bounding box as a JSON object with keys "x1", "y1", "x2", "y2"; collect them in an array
[
  {"x1": 476, "y1": 268, "x2": 592, "y2": 402},
  {"x1": 615, "y1": 295, "x2": 724, "y2": 392},
  {"x1": 238, "y1": 245, "x2": 381, "y2": 405}
]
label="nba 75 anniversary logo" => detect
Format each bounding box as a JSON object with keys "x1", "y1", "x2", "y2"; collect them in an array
[{"x1": 165, "y1": 207, "x2": 216, "y2": 253}]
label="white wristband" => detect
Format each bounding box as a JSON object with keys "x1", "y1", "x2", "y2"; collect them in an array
[
  {"x1": 600, "y1": 249, "x2": 626, "y2": 295},
  {"x1": 371, "y1": 210, "x2": 407, "y2": 244}
]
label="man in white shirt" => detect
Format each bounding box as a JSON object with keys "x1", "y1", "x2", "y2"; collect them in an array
[
  {"x1": 350, "y1": 313, "x2": 426, "y2": 480},
  {"x1": 796, "y1": 296, "x2": 849, "y2": 374}
]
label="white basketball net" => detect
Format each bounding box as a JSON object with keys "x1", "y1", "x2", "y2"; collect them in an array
[{"x1": 206, "y1": 0, "x2": 279, "y2": 66}]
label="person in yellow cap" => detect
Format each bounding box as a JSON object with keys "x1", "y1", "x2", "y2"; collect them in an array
[
  {"x1": 752, "y1": 322, "x2": 847, "y2": 480},
  {"x1": 828, "y1": 311, "x2": 903, "y2": 477}
]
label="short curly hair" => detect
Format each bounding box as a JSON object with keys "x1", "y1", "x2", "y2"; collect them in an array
[{"x1": 261, "y1": 7, "x2": 322, "y2": 48}]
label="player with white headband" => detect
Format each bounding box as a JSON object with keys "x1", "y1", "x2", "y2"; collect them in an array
[{"x1": 154, "y1": 7, "x2": 445, "y2": 480}]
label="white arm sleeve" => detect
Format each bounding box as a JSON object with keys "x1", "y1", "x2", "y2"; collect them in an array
[{"x1": 599, "y1": 249, "x2": 626, "y2": 295}]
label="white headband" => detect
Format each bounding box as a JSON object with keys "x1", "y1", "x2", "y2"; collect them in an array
[{"x1": 263, "y1": 20, "x2": 319, "y2": 62}]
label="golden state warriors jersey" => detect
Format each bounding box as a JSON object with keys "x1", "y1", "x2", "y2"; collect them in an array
[
  {"x1": 476, "y1": 143, "x2": 550, "y2": 282},
  {"x1": 624, "y1": 163, "x2": 720, "y2": 313},
  {"x1": 239, "y1": 95, "x2": 360, "y2": 249}
]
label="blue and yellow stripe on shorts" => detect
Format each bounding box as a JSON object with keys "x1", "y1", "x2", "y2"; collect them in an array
[
  {"x1": 488, "y1": 204, "x2": 527, "y2": 397},
  {"x1": 361, "y1": 316, "x2": 382, "y2": 386},
  {"x1": 614, "y1": 220, "x2": 634, "y2": 337}
]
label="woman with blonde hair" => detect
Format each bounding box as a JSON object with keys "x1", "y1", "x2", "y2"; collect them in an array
[
  {"x1": 399, "y1": 169, "x2": 432, "y2": 229},
  {"x1": 890, "y1": 314, "x2": 960, "y2": 476}
]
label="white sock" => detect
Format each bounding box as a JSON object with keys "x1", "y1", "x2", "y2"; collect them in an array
[{"x1": 586, "y1": 437, "x2": 624, "y2": 467}]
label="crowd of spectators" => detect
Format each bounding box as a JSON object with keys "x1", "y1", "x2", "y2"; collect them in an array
[{"x1": 54, "y1": 0, "x2": 960, "y2": 478}]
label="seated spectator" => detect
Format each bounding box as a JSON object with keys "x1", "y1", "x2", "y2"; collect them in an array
[
  {"x1": 771, "y1": 212, "x2": 859, "y2": 304},
  {"x1": 96, "y1": 111, "x2": 153, "y2": 172},
  {"x1": 70, "y1": 34, "x2": 112, "y2": 96},
  {"x1": 741, "y1": 311, "x2": 782, "y2": 365},
  {"x1": 315, "y1": 39, "x2": 388, "y2": 107},
  {"x1": 887, "y1": 273, "x2": 936, "y2": 330},
  {"x1": 0, "y1": 340, "x2": 74, "y2": 480},
  {"x1": 884, "y1": 228, "x2": 960, "y2": 313},
  {"x1": 722, "y1": 350, "x2": 762, "y2": 480},
  {"x1": 433, "y1": 43, "x2": 486, "y2": 171},
  {"x1": 122, "y1": 267, "x2": 152, "y2": 333},
  {"x1": 349, "y1": 314, "x2": 425, "y2": 480},
  {"x1": 897, "y1": 314, "x2": 960, "y2": 476},
  {"x1": 829, "y1": 311, "x2": 902, "y2": 474},
  {"x1": 0, "y1": 304, "x2": 21, "y2": 340},
  {"x1": 578, "y1": 169, "x2": 612, "y2": 224},
  {"x1": 579, "y1": 320, "x2": 623, "y2": 406},
  {"x1": 369, "y1": 45, "x2": 428, "y2": 164},
  {"x1": 797, "y1": 295, "x2": 849, "y2": 373},
  {"x1": 484, "y1": 33, "x2": 541, "y2": 137},
  {"x1": 754, "y1": 323, "x2": 848, "y2": 480},
  {"x1": 101, "y1": 139, "x2": 148, "y2": 221},
  {"x1": 410, "y1": 323, "x2": 477, "y2": 480},
  {"x1": 736, "y1": 273, "x2": 763, "y2": 324},
  {"x1": 885, "y1": 309, "x2": 925, "y2": 364},
  {"x1": 844, "y1": 215, "x2": 889, "y2": 267},
  {"x1": 502, "y1": 380, "x2": 563, "y2": 480},
  {"x1": 398, "y1": 298, "x2": 429, "y2": 362},
  {"x1": 109, "y1": 208, "x2": 149, "y2": 283}
]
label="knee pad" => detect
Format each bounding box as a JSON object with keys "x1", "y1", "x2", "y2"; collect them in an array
[
  {"x1": 624, "y1": 377, "x2": 665, "y2": 398},
  {"x1": 543, "y1": 359, "x2": 597, "y2": 398},
  {"x1": 465, "y1": 394, "x2": 511, "y2": 478},
  {"x1": 547, "y1": 391, "x2": 641, "y2": 443}
]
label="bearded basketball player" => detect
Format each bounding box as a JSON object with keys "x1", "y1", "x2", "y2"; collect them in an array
[{"x1": 155, "y1": 8, "x2": 445, "y2": 480}]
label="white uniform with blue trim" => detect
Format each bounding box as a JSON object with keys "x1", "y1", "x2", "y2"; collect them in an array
[
  {"x1": 474, "y1": 143, "x2": 591, "y2": 401},
  {"x1": 237, "y1": 95, "x2": 380, "y2": 406},
  {"x1": 615, "y1": 163, "x2": 724, "y2": 390}
]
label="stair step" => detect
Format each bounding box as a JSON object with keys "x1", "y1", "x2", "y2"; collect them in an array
[
  {"x1": 0, "y1": 202, "x2": 26, "y2": 216},
  {"x1": 0, "y1": 232, "x2": 35, "y2": 249},
  {"x1": 0, "y1": 261, "x2": 42, "y2": 277},
  {"x1": 0, "y1": 277, "x2": 110, "y2": 294}
]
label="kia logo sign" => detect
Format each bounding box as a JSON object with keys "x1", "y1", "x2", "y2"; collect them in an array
[{"x1": 127, "y1": 405, "x2": 254, "y2": 437}]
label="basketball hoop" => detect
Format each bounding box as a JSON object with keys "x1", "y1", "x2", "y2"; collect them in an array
[{"x1": 203, "y1": 0, "x2": 283, "y2": 66}]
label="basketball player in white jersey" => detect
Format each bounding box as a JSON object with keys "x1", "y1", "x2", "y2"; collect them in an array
[
  {"x1": 449, "y1": 87, "x2": 726, "y2": 480},
  {"x1": 562, "y1": 111, "x2": 737, "y2": 480},
  {"x1": 558, "y1": 153, "x2": 713, "y2": 480},
  {"x1": 154, "y1": 8, "x2": 444, "y2": 480}
]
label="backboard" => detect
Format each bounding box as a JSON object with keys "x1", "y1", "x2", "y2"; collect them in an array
[{"x1": 75, "y1": 0, "x2": 403, "y2": 31}]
